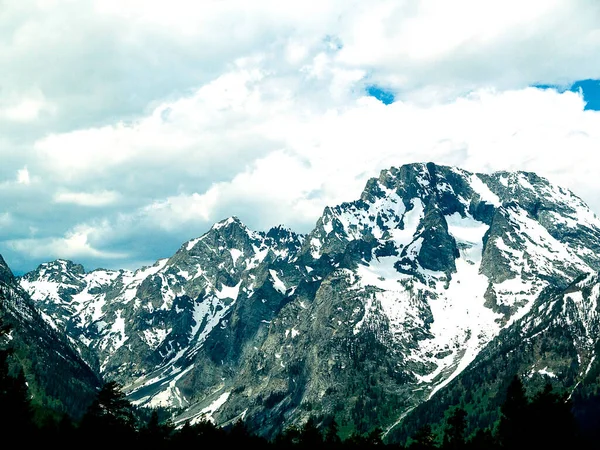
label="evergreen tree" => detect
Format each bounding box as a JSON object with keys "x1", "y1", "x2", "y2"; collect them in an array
[
  {"x1": 496, "y1": 375, "x2": 528, "y2": 448},
  {"x1": 528, "y1": 383, "x2": 578, "y2": 448},
  {"x1": 139, "y1": 409, "x2": 173, "y2": 448},
  {"x1": 365, "y1": 427, "x2": 384, "y2": 446},
  {"x1": 57, "y1": 413, "x2": 76, "y2": 448},
  {"x1": 78, "y1": 380, "x2": 136, "y2": 444},
  {"x1": 571, "y1": 391, "x2": 600, "y2": 444},
  {"x1": 228, "y1": 418, "x2": 268, "y2": 448},
  {"x1": 324, "y1": 416, "x2": 342, "y2": 447},
  {"x1": 345, "y1": 431, "x2": 370, "y2": 450},
  {"x1": 172, "y1": 420, "x2": 200, "y2": 446},
  {"x1": 409, "y1": 424, "x2": 437, "y2": 450},
  {"x1": 299, "y1": 416, "x2": 323, "y2": 448},
  {"x1": 466, "y1": 428, "x2": 496, "y2": 450},
  {"x1": 442, "y1": 406, "x2": 466, "y2": 449},
  {"x1": 275, "y1": 424, "x2": 302, "y2": 448},
  {"x1": 228, "y1": 418, "x2": 250, "y2": 443},
  {"x1": 0, "y1": 320, "x2": 33, "y2": 435},
  {"x1": 188, "y1": 415, "x2": 226, "y2": 446}
]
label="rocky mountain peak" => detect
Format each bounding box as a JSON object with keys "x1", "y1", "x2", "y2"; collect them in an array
[
  {"x1": 0, "y1": 254, "x2": 14, "y2": 284},
  {"x1": 23, "y1": 259, "x2": 86, "y2": 282},
  {"x1": 266, "y1": 224, "x2": 299, "y2": 241},
  {"x1": 211, "y1": 215, "x2": 246, "y2": 233},
  {"x1": 181, "y1": 216, "x2": 252, "y2": 254}
]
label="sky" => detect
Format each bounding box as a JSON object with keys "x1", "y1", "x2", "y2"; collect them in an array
[{"x1": 1, "y1": 0, "x2": 600, "y2": 275}]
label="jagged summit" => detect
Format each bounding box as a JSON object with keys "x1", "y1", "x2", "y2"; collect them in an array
[
  {"x1": 23, "y1": 259, "x2": 86, "y2": 281},
  {"x1": 211, "y1": 215, "x2": 245, "y2": 229},
  {"x1": 0, "y1": 254, "x2": 14, "y2": 284},
  {"x1": 14, "y1": 162, "x2": 600, "y2": 440}
]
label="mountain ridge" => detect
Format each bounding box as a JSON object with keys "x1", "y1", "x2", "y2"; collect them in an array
[{"x1": 12, "y1": 161, "x2": 600, "y2": 440}]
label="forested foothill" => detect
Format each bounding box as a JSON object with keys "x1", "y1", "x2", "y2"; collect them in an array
[{"x1": 2, "y1": 322, "x2": 598, "y2": 450}]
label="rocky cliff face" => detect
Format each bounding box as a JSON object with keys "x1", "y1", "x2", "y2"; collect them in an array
[{"x1": 18, "y1": 162, "x2": 600, "y2": 439}]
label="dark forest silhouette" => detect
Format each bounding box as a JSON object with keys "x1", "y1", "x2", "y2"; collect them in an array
[
  {"x1": 1, "y1": 349, "x2": 597, "y2": 449},
  {"x1": 1, "y1": 310, "x2": 597, "y2": 448}
]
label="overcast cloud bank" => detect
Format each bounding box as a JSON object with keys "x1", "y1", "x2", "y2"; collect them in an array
[{"x1": 2, "y1": 0, "x2": 600, "y2": 274}]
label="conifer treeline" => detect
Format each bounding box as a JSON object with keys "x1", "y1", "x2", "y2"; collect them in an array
[
  {"x1": 2, "y1": 355, "x2": 596, "y2": 449},
  {"x1": 0, "y1": 309, "x2": 595, "y2": 448}
]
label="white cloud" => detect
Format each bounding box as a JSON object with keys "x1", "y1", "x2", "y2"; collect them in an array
[
  {"x1": 32, "y1": 68, "x2": 278, "y2": 183},
  {"x1": 137, "y1": 150, "x2": 327, "y2": 232},
  {"x1": 332, "y1": 0, "x2": 600, "y2": 103},
  {"x1": 2, "y1": 0, "x2": 600, "y2": 274},
  {"x1": 3, "y1": 96, "x2": 54, "y2": 122},
  {"x1": 7, "y1": 225, "x2": 129, "y2": 261},
  {"x1": 17, "y1": 167, "x2": 30, "y2": 185},
  {"x1": 53, "y1": 190, "x2": 120, "y2": 207},
  {"x1": 337, "y1": 0, "x2": 561, "y2": 63},
  {"x1": 3, "y1": 0, "x2": 599, "y2": 137},
  {"x1": 13, "y1": 69, "x2": 600, "y2": 258},
  {"x1": 65, "y1": 83, "x2": 599, "y2": 240},
  {"x1": 142, "y1": 189, "x2": 219, "y2": 229}
]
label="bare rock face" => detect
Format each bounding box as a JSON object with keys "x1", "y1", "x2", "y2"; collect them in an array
[
  {"x1": 0, "y1": 254, "x2": 14, "y2": 284},
  {"x1": 17, "y1": 162, "x2": 600, "y2": 440}
]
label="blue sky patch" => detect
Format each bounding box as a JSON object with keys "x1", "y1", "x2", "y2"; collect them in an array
[
  {"x1": 534, "y1": 79, "x2": 600, "y2": 111},
  {"x1": 323, "y1": 34, "x2": 343, "y2": 51},
  {"x1": 366, "y1": 85, "x2": 395, "y2": 105}
]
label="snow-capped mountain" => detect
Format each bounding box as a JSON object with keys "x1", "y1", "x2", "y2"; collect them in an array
[{"x1": 17, "y1": 162, "x2": 600, "y2": 438}]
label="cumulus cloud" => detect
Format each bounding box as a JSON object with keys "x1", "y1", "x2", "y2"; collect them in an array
[
  {"x1": 2, "y1": 94, "x2": 55, "y2": 122},
  {"x1": 32, "y1": 68, "x2": 277, "y2": 183},
  {"x1": 53, "y1": 190, "x2": 120, "y2": 207},
  {"x1": 7, "y1": 225, "x2": 129, "y2": 263},
  {"x1": 32, "y1": 80, "x2": 599, "y2": 247},
  {"x1": 137, "y1": 150, "x2": 327, "y2": 233},
  {"x1": 1, "y1": 0, "x2": 600, "y2": 274},
  {"x1": 16, "y1": 167, "x2": 30, "y2": 185},
  {"x1": 335, "y1": 0, "x2": 600, "y2": 102}
]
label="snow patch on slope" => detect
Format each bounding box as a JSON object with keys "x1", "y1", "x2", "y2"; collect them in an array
[
  {"x1": 336, "y1": 184, "x2": 408, "y2": 241},
  {"x1": 421, "y1": 212, "x2": 502, "y2": 397},
  {"x1": 230, "y1": 249, "x2": 243, "y2": 265},
  {"x1": 470, "y1": 174, "x2": 501, "y2": 207},
  {"x1": 355, "y1": 211, "x2": 509, "y2": 400},
  {"x1": 121, "y1": 259, "x2": 169, "y2": 303},
  {"x1": 21, "y1": 279, "x2": 64, "y2": 303},
  {"x1": 310, "y1": 238, "x2": 322, "y2": 259},
  {"x1": 191, "y1": 392, "x2": 231, "y2": 425},
  {"x1": 133, "y1": 364, "x2": 195, "y2": 409},
  {"x1": 269, "y1": 270, "x2": 287, "y2": 294},
  {"x1": 143, "y1": 328, "x2": 171, "y2": 350},
  {"x1": 215, "y1": 281, "x2": 241, "y2": 300}
]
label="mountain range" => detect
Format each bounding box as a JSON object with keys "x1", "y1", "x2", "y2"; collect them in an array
[{"x1": 3, "y1": 161, "x2": 600, "y2": 441}]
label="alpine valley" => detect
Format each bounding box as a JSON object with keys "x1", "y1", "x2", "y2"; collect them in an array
[{"x1": 5, "y1": 162, "x2": 600, "y2": 442}]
